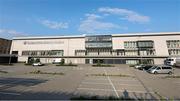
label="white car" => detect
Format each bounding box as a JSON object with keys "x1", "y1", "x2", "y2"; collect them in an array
[
  {"x1": 147, "y1": 65, "x2": 173, "y2": 74},
  {"x1": 135, "y1": 64, "x2": 144, "y2": 69},
  {"x1": 32, "y1": 62, "x2": 43, "y2": 66}
]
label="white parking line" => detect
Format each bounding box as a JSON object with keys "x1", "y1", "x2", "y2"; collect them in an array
[
  {"x1": 77, "y1": 88, "x2": 113, "y2": 92},
  {"x1": 85, "y1": 78, "x2": 137, "y2": 82},
  {"x1": 103, "y1": 68, "x2": 119, "y2": 98},
  {"x1": 174, "y1": 82, "x2": 180, "y2": 84},
  {"x1": 81, "y1": 82, "x2": 110, "y2": 85},
  {"x1": 84, "y1": 78, "x2": 107, "y2": 81},
  {"x1": 77, "y1": 88, "x2": 154, "y2": 94},
  {"x1": 0, "y1": 92, "x2": 21, "y2": 95},
  {"x1": 81, "y1": 82, "x2": 142, "y2": 87}
]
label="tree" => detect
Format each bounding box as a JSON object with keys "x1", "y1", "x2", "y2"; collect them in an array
[
  {"x1": 97, "y1": 60, "x2": 101, "y2": 66},
  {"x1": 35, "y1": 58, "x2": 40, "y2": 63},
  {"x1": 28, "y1": 58, "x2": 34, "y2": 64},
  {"x1": 60, "y1": 58, "x2": 65, "y2": 65}
]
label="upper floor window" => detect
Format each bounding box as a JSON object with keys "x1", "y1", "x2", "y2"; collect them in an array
[{"x1": 166, "y1": 40, "x2": 180, "y2": 48}]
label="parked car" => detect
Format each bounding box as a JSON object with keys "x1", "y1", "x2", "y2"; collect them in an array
[
  {"x1": 135, "y1": 64, "x2": 145, "y2": 69},
  {"x1": 147, "y1": 65, "x2": 173, "y2": 74},
  {"x1": 32, "y1": 62, "x2": 44, "y2": 66},
  {"x1": 138, "y1": 65, "x2": 154, "y2": 71}
]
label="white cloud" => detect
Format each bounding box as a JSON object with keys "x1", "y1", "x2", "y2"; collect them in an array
[
  {"x1": 78, "y1": 14, "x2": 124, "y2": 33},
  {"x1": 40, "y1": 19, "x2": 68, "y2": 29},
  {"x1": 98, "y1": 7, "x2": 150, "y2": 23},
  {"x1": 0, "y1": 29, "x2": 27, "y2": 39}
]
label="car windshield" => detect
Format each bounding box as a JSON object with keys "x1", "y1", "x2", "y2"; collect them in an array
[{"x1": 149, "y1": 66, "x2": 157, "y2": 70}]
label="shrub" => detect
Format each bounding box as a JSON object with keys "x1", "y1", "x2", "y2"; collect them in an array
[
  {"x1": 29, "y1": 70, "x2": 64, "y2": 75},
  {"x1": 97, "y1": 60, "x2": 101, "y2": 66},
  {"x1": 92, "y1": 64, "x2": 114, "y2": 67}
]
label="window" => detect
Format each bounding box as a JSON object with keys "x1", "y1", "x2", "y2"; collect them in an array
[
  {"x1": 162, "y1": 67, "x2": 172, "y2": 69},
  {"x1": 157, "y1": 67, "x2": 161, "y2": 70},
  {"x1": 22, "y1": 50, "x2": 64, "y2": 56},
  {"x1": 166, "y1": 40, "x2": 180, "y2": 48},
  {"x1": 12, "y1": 51, "x2": 18, "y2": 55},
  {"x1": 137, "y1": 41, "x2": 154, "y2": 48},
  {"x1": 124, "y1": 41, "x2": 137, "y2": 48}
]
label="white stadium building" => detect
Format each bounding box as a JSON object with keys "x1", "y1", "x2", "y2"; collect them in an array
[{"x1": 10, "y1": 32, "x2": 180, "y2": 64}]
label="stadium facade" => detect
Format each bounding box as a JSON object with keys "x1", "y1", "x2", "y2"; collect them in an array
[{"x1": 11, "y1": 32, "x2": 180, "y2": 64}]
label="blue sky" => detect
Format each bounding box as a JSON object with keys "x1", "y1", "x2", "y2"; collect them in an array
[{"x1": 0, "y1": 0, "x2": 180, "y2": 39}]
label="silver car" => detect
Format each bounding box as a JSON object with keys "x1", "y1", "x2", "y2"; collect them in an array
[{"x1": 148, "y1": 65, "x2": 173, "y2": 74}]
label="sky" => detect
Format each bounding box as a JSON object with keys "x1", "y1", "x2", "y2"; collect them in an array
[{"x1": 0, "y1": 0, "x2": 180, "y2": 39}]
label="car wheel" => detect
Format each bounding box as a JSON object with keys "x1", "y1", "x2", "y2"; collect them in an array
[
  {"x1": 154, "y1": 71, "x2": 158, "y2": 74},
  {"x1": 168, "y1": 71, "x2": 172, "y2": 75}
]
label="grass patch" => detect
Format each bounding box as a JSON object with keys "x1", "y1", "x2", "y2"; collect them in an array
[
  {"x1": 0, "y1": 70, "x2": 8, "y2": 73},
  {"x1": 24, "y1": 63, "x2": 32, "y2": 65},
  {"x1": 86, "y1": 73, "x2": 134, "y2": 77},
  {"x1": 129, "y1": 64, "x2": 136, "y2": 67},
  {"x1": 71, "y1": 95, "x2": 135, "y2": 100},
  {"x1": 29, "y1": 70, "x2": 64, "y2": 75},
  {"x1": 164, "y1": 75, "x2": 180, "y2": 78},
  {"x1": 56, "y1": 64, "x2": 77, "y2": 66},
  {"x1": 92, "y1": 64, "x2": 114, "y2": 67}
]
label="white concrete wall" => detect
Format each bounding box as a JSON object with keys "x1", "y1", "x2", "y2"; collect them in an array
[
  {"x1": 11, "y1": 33, "x2": 180, "y2": 63},
  {"x1": 11, "y1": 38, "x2": 85, "y2": 57},
  {"x1": 154, "y1": 58, "x2": 165, "y2": 64},
  {"x1": 112, "y1": 35, "x2": 180, "y2": 56}
]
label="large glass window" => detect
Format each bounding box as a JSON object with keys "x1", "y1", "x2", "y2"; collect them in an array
[
  {"x1": 86, "y1": 42, "x2": 112, "y2": 48},
  {"x1": 85, "y1": 35, "x2": 112, "y2": 48},
  {"x1": 166, "y1": 40, "x2": 180, "y2": 48},
  {"x1": 22, "y1": 50, "x2": 64, "y2": 56},
  {"x1": 124, "y1": 41, "x2": 137, "y2": 48},
  {"x1": 137, "y1": 41, "x2": 154, "y2": 48},
  {"x1": 85, "y1": 35, "x2": 112, "y2": 42}
]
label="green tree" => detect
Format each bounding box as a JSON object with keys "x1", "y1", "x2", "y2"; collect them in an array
[
  {"x1": 28, "y1": 58, "x2": 34, "y2": 64},
  {"x1": 97, "y1": 60, "x2": 101, "y2": 66},
  {"x1": 60, "y1": 58, "x2": 65, "y2": 65},
  {"x1": 35, "y1": 58, "x2": 40, "y2": 63}
]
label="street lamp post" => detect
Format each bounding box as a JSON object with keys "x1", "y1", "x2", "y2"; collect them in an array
[{"x1": 8, "y1": 40, "x2": 13, "y2": 65}]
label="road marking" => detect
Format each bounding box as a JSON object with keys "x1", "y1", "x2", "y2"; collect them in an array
[
  {"x1": 85, "y1": 78, "x2": 137, "y2": 82},
  {"x1": 77, "y1": 88, "x2": 154, "y2": 94},
  {"x1": 174, "y1": 82, "x2": 180, "y2": 84},
  {"x1": 81, "y1": 82, "x2": 110, "y2": 85},
  {"x1": 103, "y1": 68, "x2": 119, "y2": 98},
  {"x1": 81, "y1": 82, "x2": 142, "y2": 87},
  {"x1": 0, "y1": 92, "x2": 21, "y2": 95},
  {"x1": 77, "y1": 88, "x2": 113, "y2": 92},
  {"x1": 84, "y1": 78, "x2": 108, "y2": 81}
]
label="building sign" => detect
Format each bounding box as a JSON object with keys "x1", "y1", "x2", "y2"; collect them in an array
[{"x1": 23, "y1": 41, "x2": 64, "y2": 45}]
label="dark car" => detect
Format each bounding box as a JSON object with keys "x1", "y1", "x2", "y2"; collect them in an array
[{"x1": 138, "y1": 65, "x2": 153, "y2": 71}]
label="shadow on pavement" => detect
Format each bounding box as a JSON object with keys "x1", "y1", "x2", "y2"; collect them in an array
[{"x1": 0, "y1": 77, "x2": 178, "y2": 100}]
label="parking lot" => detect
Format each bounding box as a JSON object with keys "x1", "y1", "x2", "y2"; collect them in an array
[{"x1": 0, "y1": 63, "x2": 180, "y2": 100}]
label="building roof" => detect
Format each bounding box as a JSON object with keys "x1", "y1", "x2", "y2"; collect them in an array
[{"x1": 13, "y1": 32, "x2": 180, "y2": 40}]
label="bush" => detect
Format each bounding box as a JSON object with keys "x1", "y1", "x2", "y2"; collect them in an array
[
  {"x1": 92, "y1": 64, "x2": 114, "y2": 67},
  {"x1": 29, "y1": 70, "x2": 64, "y2": 75},
  {"x1": 24, "y1": 63, "x2": 32, "y2": 65},
  {"x1": 97, "y1": 60, "x2": 101, "y2": 66},
  {"x1": 56, "y1": 64, "x2": 77, "y2": 66}
]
